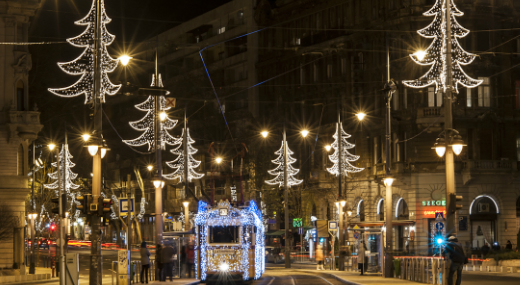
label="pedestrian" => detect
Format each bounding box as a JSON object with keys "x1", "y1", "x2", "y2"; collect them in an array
[
  {"x1": 155, "y1": 244, "x2": 163, "y2": 281},
  {"x1": 161, "y1": 242, "x2": 175, "y2": 281},
  {"x1": 481, "y1": 243, "x2": 490, "y2": 257},
  {"x1": 187, "y1": 244, "x2": 195, "y2": 278},
  {"x1": 506, "y1": 240, "x2": 513, "y2": 251},
  {"x1": 446, "y1": 235, "x2": 468, "y2": 285},
  {"x1": 140, "y1": 241, "x2": 150, "y2": 284},
  {"x1": 315, "y1": 244, "x2": 324, "y2": 270},
  {"x1": 358, "y1": 241, "x2": 367, "y2": 275}
]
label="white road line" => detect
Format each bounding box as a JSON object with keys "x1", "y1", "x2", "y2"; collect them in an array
[
  {"x1": 290, "y1": 276, "x2": 296, "y2": 285},
  {"x1": 317, "y1": 276, "x2": 334, "y2": 285},
  {"x1": 267, "y1": 276, "x2": 275, "y2": 285}
]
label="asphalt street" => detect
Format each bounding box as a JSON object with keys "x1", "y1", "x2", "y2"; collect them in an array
[{"x1": 252, "y1": 271, "x2": 344, "y2": 285}]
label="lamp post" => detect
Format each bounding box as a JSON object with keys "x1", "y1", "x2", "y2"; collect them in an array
[
  {"x1": 28, "y1": 212, "x2": 37, "y2": 274},
  {"x1": 262, "y1": 127, "x2": 307, "y2": 269}
]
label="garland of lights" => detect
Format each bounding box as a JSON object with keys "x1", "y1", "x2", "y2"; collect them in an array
[
  {"x1": 265, "y1": 141, "x2": 303, "y2": 187},
  {"x1": 163, "y1": 128, "x2": 204, "y2": 182},
  {"x1": 123, "y1": 74, "x2": 178, "y2": 151},
  {"x1": 195, "y1": 200, "x2": 264, "y2": 281},
  {"x1": 44, "y1": 144, "x2": 80, "y2": 194},
  {"x1": 48, "y1": 0, "x2": 121, "y2": 104},
  {"x1": 327, "y1": 124, "x2": 364, "y2": 176},
  {"x1": 402, "y1": 0, "x2": 481, "y2": 93}
]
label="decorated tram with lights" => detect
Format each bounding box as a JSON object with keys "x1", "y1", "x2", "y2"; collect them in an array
[{"x1": 195, "y1": 200, "x2": 265, "y2": 283}]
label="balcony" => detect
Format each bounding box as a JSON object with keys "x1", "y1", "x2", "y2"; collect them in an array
[
  {"x1": 462, "y1": 160, "x2": 518, "y2": 185},
  {"x1": 3, "y1": 111, "x2": 42, "y2": 142},
  {"x1": 416, "y1": 107, "x2": 444, "y2": 130}
]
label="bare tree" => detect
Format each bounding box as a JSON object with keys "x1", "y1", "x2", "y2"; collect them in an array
[{"x1": 0, "y1": 204, "x2": 16, "y2": 242}]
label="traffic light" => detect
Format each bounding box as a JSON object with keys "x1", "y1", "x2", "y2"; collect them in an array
[
  {"x1": 75, "y1": 194, "x2": 91, "y2": 215},
  {"x1": 50, "y1": 223, "x2": 56, "y2": 232},
  {"x1": 448, "y1": 193, "x2": 463, "y2": 214},
  {"x1": 51, "y1": 194, "x2": 67, "y2": 215},
  {"x1": 98, "y1": 196, "x2": 112, "y2": 216}
]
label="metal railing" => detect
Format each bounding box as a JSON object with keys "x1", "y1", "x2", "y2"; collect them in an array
[{"x1": 394, "y1": 256, "x2": 447, "y2": 284}]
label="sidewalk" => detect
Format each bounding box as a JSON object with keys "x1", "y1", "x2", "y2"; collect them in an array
[{"x1": 147, "y1": 279, "x2": 198, "y2": 285}]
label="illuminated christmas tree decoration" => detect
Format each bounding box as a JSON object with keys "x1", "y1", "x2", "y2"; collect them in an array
[
  {"x1": 265, "y1": 141, "x2": 303, "y2": 187},
  {"x1": 403, "y1": 0, "x2": 482, "y2": 93},
  {"x1": 48, "y1": 0, "x2": 121, "y2": 104},
  {"x1": 123, "y1": 74, "x2": 178, "y2": 151},
  {"x1": 327, "y1": 124, "x2": 364, "y2": 176},
  {"x1": 163, "y1": 128, "x2": 204, "y2": 182},
  {"x1": 44, "y1": 144, "x2": 80, "y2": 195}
]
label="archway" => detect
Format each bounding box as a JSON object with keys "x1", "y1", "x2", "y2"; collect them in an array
[
  {"x1": 396, "y1": 198, "x2": 409, "y2": 220},
  {"x1": 377, "y1": 198, "x2": 384, "y2": 221},
  {"x1": 470, "y1": 195, "x2": 499, "y2": 248}
]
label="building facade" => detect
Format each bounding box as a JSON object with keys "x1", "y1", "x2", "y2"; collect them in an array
[
  {"x1": 254, "y1": 0, "x2": 520, "y2": 256},
  {"x1": 0, "y1": 0, "x2": 43, "y2": 270}
]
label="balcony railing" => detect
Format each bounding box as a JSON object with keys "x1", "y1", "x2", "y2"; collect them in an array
[{"x1": 463, "y1": 160, "x2": 517, "y2": 171}]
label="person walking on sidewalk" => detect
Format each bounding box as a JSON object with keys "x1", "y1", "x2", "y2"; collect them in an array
[
  {"x1": 316, "y1": 244, "x2": 324, "y2": 270},
  {"x1": 140, "y1": 241, "x2": 150, "y2": 284},
  {"x1": 446, "y1": 235, "x2": 468, "y2": 285},
  {"x1": 358, "y1": 241, "x2": 367, "y2": 275}
]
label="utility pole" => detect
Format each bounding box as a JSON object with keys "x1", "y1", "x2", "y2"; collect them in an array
[
  {"x1": 90, "y1": 0, "x2": 103, "y2": 283},
  {"x1": 29, "y1": 143, "x2": 36, "y2": 275},
  {"x1": 283, "y1": 124, "x2": 290, "y2": 269},
  {"x1": 126, "y1": 174, "x2": 132, "y2": 285},
  {"x1": 153, "y1": 48, "x2": 164, "y2": 246},
  {"x1": 337, "y1": 102, "x2": 344, "y2": 248},
  {"x1": 444, "y1": 0, "x2": 456, "y2": 236},
  {"x1": 383, "y1": 32, "x2": 396, "y2": 278}
]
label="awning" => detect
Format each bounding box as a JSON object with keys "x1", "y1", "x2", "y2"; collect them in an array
[
  {"x1": 265, "y1": 231, "x2": 285, "y2": 236},
  {"x1": 348, "y1": 220, "x2": 416, "y2": 228}
]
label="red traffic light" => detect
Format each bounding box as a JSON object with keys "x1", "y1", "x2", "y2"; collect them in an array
[{"x1": 50, "y1": 224, "x2": 56, "y2": 231}]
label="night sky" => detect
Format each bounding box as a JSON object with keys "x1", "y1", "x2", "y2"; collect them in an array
[{"x1": 28, "y1": 0, "x2": 232, "y2": 176}]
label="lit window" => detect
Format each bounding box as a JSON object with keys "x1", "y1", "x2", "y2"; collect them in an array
[
  {"x1": 478, "y1": 77, "x2": 491, "y2": 107},
  {"x1": 218, "y1": 27, "x2": 226, "y2": 34},
  {"x1": 428, "y1": 87, "x2": 435, "y2": 107},
  {"x1": 466, "y1": 89, "x2": 472, "y2": 107}
]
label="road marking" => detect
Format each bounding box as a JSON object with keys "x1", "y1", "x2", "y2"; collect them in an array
[
  {"x1": 317, "y1": 276, "x2": 334, "y2": 285},
  {"x1": 290, "y1": 276, "x2": 296, "y2": 285},
  {"x1": 267, "y1": 277, "x2": 275, "y2": 285}
]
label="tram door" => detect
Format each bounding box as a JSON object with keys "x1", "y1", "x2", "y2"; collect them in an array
[
  {"x1": 361, "y1": 231, "x2": 383, "y2": 274},
  {"x1": 163, "y1": 236, "x2": 181, "y2": 278}
]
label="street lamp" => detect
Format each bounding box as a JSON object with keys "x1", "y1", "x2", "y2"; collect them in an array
[
  {"x1": 215, "y1": 157, "x2": 223, "y2": 164},
  {"x1": 432, "y1": 131, "x2": 466, "y2": 157},
  {"x1": 301, "y1": 129, "x2": 309, "y2": 138},
  {"x1": 118, "y1": 55, "x2": 132, "y2": 66},
  {"x1": 383, "y1": 175, "x2": 395, "y2": 187},
  {"x1": 356, "y1": 112, "x2": 366, "y2": 121},
  {"x1": 325, "y1": 145, "x2": 331, "y2": 152},
  {"x1": 182, "y1": 200, "x2": 190, "y2": 231},
  {"x1": 147, "y1": 165, "x2": 153, "y2": 171},
  {"x1": 81, "y1": 134, "x2": 91, "y2": 142},
  {"x1": 159, "y1": 111, "x2": 167, "y2": 121},
  {"x1": 261, "y1": 131, "x2": 269, "y2": 138},
  {"x1": 28, "y1": 212, "x2": 38, "y2": 274},
  {"x1": 413, "y1": 50, "x2": 427, "y2": 61}
]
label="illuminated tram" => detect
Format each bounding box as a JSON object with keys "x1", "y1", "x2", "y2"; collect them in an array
[{"x1": 195, "y1": 200, "x2": 265, "y2": 283}]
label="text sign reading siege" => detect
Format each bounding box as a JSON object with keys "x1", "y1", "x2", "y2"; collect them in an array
[{"x1": 422, "y1": 200, "x2": 446, "y2": 206}]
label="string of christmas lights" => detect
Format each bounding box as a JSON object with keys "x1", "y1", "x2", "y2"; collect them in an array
[
  {"x1": 123, "y1": 74, "x2": 178, "y2": 151},
  {"x1": 48, "y1": 0, "x2": 121, "y2": 104},
  {"x1": 327, "y1": 124, "x2": 364, "y2": 176},
  {"x1": 265, "y1": 141, "x2": 303, "y2": 187},
  {"x1": 403, "y1": 0, "x2": 481, "y2": 93},
  {"x1": 163, "y1": 128, "x2": 204, "y2": 182}
]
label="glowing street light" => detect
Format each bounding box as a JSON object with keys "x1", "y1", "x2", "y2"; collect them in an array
[
  {"x1": 301, "y1": 129, "x2": 309, "y2": 137},
  {"x1": 325, "y1": 145, "x2": 331, "y2": 152},
  {"x1": 48, "y1": 143, "x2": 56, "y2": 151},
  {"x1": 215, "y1": 157, "x2": 223, "y2": 164},
  {"x1": 147, "y1": 165, "x2": 153, "y2": 171},
  {"x1": 118, "y1": 55, "x2": 132, "y2": 66},
  {"x1": 261, "y1": 131, "x2": 268, "y2": 138},
  {"x1": 159, "y1": 111, "x2": 167, "y2": 121},
  {"x1": 414, "y1": 50, "x2": 427, "y2": 61},
  {"x1": 356, "y1": 112, "x2": 366, "y2": 121},
  {"x1": 82, "y1": 134, "x2": 91, "y2": 142}
]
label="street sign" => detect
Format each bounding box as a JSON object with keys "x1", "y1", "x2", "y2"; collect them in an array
[
  {"x1": 353, "y1": 232, "x2": 360, "y2": 240},
  {"x1": 353, "y1": 225, "x2": 360, "y2": 230},
  {"x1": 328, "y1": 221, "x2": 338, "y2": 231},
  {"x1": 435, "y1": 222, "x2": 444, "y2": 231},
  {"x1": 435, "y1": 212, "x2": 445, "y2": 221},
  {"x1": 293, "y1": 218, "x2": 303, "y2": 228},
  {"x1": 165, "y1": 97, "x2": 176, "y2": 108},
  {"x1": 119, "y1": 198, "x2": 134, "y2": 216},
  {"x1": 298, "y1": 227, "x2": 303, "y2": 235}
]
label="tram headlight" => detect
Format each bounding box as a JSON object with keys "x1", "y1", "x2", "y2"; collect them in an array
[{"x1": 219, "y1": 263, "x2": 229, "y2": 272}]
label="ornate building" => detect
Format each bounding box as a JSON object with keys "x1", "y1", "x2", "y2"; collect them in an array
[
  {"x1": 255, "y1": 0, "x2": 520, "y2": 257},
  {"x1": 0, "y1": 0, "x2": 42, "y2": 270}
]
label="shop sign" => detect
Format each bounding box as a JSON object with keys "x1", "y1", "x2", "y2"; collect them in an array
[
  {"x1": 423, "y1": 208, "x2": 446, "y2": 218},
  {"x1": 293, "y1": 218, "x2": 303, "y2": 228},
  {"x1": 422, "y1": 200, "x2": 446, "y2": 206}
]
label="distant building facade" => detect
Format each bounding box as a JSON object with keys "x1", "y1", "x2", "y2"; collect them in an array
[{"x1": 0, "y1": 0, "x2": 43, "y2": 270}]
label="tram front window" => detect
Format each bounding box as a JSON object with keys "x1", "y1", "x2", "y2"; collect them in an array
[{"x1": 210, "y1": 226, "x2": 240, "y2": 244}]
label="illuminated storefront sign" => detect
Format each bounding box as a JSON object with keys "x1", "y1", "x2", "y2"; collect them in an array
[
  {"x1": 422, "y1": 200, "x2": 445, "y2": 206},
  {"x1": 423, "y1": 208, "x2": 446, "y2": 218}
]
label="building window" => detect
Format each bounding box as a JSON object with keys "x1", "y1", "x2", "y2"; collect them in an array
[
  {"x1": 478, "y1": 77, "x2": 491, "y2": 107},
  {"x1": 218, "y1": 27, "x2": 226, "y2": 34},
  {"x1": 467, "y1": 88, "x2": 472, "y2": 107},
  {"x1": 17, "y1": 80, "x2": 24, "y2": 111},
  {"x1": 428, "y1": 87, "x2": 435, "y2": 107}
]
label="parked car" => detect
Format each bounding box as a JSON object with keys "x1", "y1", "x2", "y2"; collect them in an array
[
  {"x1": 265, "y1": 246, "x2": 284, "y2": 263},
  {"x1": 38, "y1": 238, "x2": 51, "y2": 249}
]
